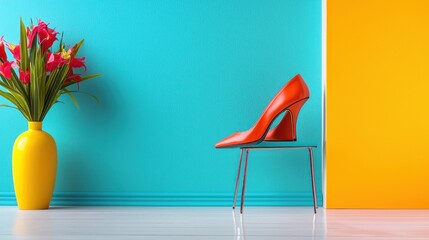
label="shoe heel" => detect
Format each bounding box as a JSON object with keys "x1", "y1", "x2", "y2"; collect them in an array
[{"x1": 265, "y1": 98, "x2": 308, "y2": 141}]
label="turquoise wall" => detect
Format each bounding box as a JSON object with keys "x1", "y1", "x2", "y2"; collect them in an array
[{"x1": 0, "y1": 0, "x2": 322, "y2": 205}]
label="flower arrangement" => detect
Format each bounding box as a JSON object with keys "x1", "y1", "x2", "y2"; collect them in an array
[{"x1": 0, "y1": 18, "x2": 100, "y2": 121}]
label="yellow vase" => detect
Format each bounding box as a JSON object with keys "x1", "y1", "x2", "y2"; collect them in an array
[{"x1": 12, "y1": 121, "x2": 57, "y2": 210}]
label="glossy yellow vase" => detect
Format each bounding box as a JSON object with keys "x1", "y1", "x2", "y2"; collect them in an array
[{"x1": 12, "y1": 122, "x2": 57, "y2": 210}]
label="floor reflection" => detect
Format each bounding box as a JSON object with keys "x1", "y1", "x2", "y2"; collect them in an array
[
  {"x1": 13, "y1": 210, "x2": 51, "y2": 236},
  {"x1": 4, "y1": 207, "x2": 426, "y2": 239},
  {"x1": 325, "y1": 209, "x2": 429, "y2": 238},
  {"x1": 232, "y1": 210, "x2": 246, "y2": 240},
  {"x1": 232, "y1": 207, "x2": 321, "y2": 239}
]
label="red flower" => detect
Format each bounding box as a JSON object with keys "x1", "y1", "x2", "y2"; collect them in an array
[
  {"x1": 46, "y1": 52, "x2": 68, "y2": 72},
  {"x1": 70, "y1": 56, "x2": 86, "y2": 70},
  {"x1": 7, "y1": 43, "x2": 20, "y2": 62},
  {"x1": 39, "y1": 29, "x2": 57, "y2": 51},
  {"x1": 60, "y1": 46, "x2": 86, "y2": 69},
  {"x1": 0, "y1": 37, "x2": 7, "y2": 62},
  {"x1": 19, "y1": 69, "x2": 30, "y2": 84},
  {"x1": 0, "y1": 61, "x2": 12, "y2": 79},
  {"x1": 65, "y1": 47, "x2": 86, "y2": 83},
  {"x1": 27, "y1": 26, "x2": 37, "y2": 48},
  {"x1": 66, "y1": 71, "x2": 82, "y2": 83},
  {"x1": 27, "y1": 20, "x2": 58, "y2": 51}
]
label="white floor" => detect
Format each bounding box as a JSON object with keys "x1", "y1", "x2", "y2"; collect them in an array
[{"x1": 0, "y1": 207, "x2": 428, "y2": 239}]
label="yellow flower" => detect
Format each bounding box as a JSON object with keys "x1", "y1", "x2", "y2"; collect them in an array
[{"x1": 60, "y1": 48, "x2": 71, "y2": 60}]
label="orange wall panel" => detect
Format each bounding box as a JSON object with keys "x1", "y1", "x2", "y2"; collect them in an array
[{"x1": 327, "y1": 0, "x2": 429, "y2": 208}]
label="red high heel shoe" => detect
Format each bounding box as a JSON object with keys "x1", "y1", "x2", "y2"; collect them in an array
[{"x1": 215, "y1": 74, "x2": 309, "y2": 148}]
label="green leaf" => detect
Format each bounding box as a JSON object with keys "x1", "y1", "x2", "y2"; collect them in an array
[
  {"x1": 29, "y1": 34, "x2": 38, "y2": 65},
  {"x1": 0, "y1": 91, "x2": 18, "y2": 107},
  {"x1": 80, "y1": 74, "x2": 102, "y2": 82},
  {"x1": 63, "y1": 90, "x2": 100, "y2": 104},
  {"x1": 40, "y1": 64, "x2": 69, "y2": 120},
  {"x1": 9, "y1": 66, "x2": 29, "y2": 101},
  {"x1": 19, "y1": 17, "x2": 29, "y2": 71},
  {"x1": 0, "y1": 104, "x2": 18, "y2": 109},
  {"x1": 62, "y1": 88, "x2": 80, "y2": 110},
  {"x1": 71, "y1": 39, "x2": 85, "y2": 56},
  {"x1": 59, "y1": 32, "x2": 64, "y2": 52},
  {"x1": 62, "y1": 74, "x2": 102, "y2": 88},
  {"x1": 0, "y1": 90, "x2": 30, "y2": 119}
]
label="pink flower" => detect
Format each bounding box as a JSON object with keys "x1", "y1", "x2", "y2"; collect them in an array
[
  {"x1": 19, "y1": 69, "x2": 30, "y2": 84},
  {"x1": 0, "y1": 61, "x2": 12, "y2": 79},
  {"x1": 0, "y1": 37, "x2": 7, "y2": 62}
]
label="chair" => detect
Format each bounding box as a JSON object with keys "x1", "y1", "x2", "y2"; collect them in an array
[{"x1": 215, "y1": 74, "x2": 318, "y2": 214}]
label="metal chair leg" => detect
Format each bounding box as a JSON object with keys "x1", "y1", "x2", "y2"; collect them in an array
[
  {"x1": 308, "y1": 147, "x2": 318, "y2": 214},
  {"x1": 240, "y1": 150, "x2": 249, "y2": 214},
  {"x1": 232, "y1": 149, "x2": 244, "y2": 209}
]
